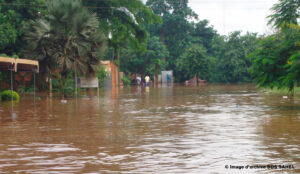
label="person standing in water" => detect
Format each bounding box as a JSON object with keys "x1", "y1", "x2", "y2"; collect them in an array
[{"x1": 145, "y1": 75, "x2": 150, "y2": 87}]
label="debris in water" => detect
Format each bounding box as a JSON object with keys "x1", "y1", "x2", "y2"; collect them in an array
[{"x1": 61, "y1": 100, "x2": 67, "y2": 103}]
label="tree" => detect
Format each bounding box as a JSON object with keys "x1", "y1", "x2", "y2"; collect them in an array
[
  {"x1": 121, "y1": 36, "x2": 168, "y2": 80},
  {"x1": 146, "y1": 0, "x2": 198, "y2": 71},
  {"x1": 213, "y1": 31, "x2": 258, "y2": 83},
  {"x1": 249, "y1": 35, "x2": 285, "y2": 88},
  {"x1": 268, "y1": 0, "x2": 300, "y2": 29},
  {"x1": 0, "y1": 10, "x2": 17, "y2": 51},
  {"x1": 144, "y1": 36, "x2": 169, "y2": 84},
  {"x1": 83, "y1": 0, "x2": 161, "y2": 82},
  {"x1": 0, "y1": 0, "x2": 46, "y2": 56},
  {"x1": 249, "y1": 24, "x2": 300, "y2": 94},
  {"x1": 176, "y1": 44, "x2": 209, "y2": 84},
  {"x1": 24, "y1": 0, "x2": 107, "y2": 92},
  {"x1": 190, "y1": 20, "x2": 216, "y2": 53},
  {"x1": 283, "y1": 24, "x2": 300, "y2": 90},
  {"x1": 250, "y1": 0, "x2": 300, "y2": 96}
]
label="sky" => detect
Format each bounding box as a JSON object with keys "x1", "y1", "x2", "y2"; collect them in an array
[{"x1": 143, "y1": 0, "x2": 278, "y2": 35}]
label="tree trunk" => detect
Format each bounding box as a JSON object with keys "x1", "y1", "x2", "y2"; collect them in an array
[
  {"x1": 155, "y1": 64, "x2": 159, "y2": 86},
  {"x1": 196, "y1": 73, "x2": 199, "y2": 86},
  {"x1": 161, "y1": 30, "x2": 166, "y2": 66}
]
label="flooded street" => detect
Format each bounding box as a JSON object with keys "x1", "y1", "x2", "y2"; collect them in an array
[{"x1": 0, "y1": 84, "x2": 299, "y2": 173}]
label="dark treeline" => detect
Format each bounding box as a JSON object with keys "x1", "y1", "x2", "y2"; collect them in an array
[{"x1": 0, "y1": 0, "x2": 298, "y2": 91}]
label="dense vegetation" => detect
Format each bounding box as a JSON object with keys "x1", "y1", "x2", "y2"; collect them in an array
[
  {"x1": 0, "y1": 0, "x2": 298, "y2": 92},
  {"x1": 250, "y1": 0, "x2": 300, "y2": 95},
  {"x1": 115, "y1": 0, "x2": 260, "y2": 83}
]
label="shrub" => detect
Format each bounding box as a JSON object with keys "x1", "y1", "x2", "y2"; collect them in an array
[
  {"x1": 60, "y1": 72, "x2": 75, "y2": 97},
  {"x1": 122, "y1": 75, "x2": 131, "y2": 86},
  {"x1": 0, "y1": 90, "x2": 20, "y2": 102},
  {"x1": 97, "y1": 66, "x2": 107, "y2": 88},
  {"x1": 17, "y1": 85, "x2": 26, "y2": 93},
  {"x1": 51, "y1": 72, "x2": 75, "y2": 97}
]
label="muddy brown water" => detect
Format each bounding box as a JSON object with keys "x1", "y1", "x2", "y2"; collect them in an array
[{"x1": 0, "y1": 84, "x2": 300, "y2": 173}]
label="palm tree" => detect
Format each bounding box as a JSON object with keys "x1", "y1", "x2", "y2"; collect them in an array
[{"x1": 24, "y1": 0, "x2": 107, "y2": 94}]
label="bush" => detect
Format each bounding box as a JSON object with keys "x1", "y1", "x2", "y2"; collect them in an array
[
  {"x1": 0, "y1": 90, "x2": 20, "y2": 102},
  {"x1": 122, "y1": 75, "x2": 131, "y2": 86},
  {"x1": 17, "y1": 85, "x2": 35, "y2": 94},
  {"x1": 17, "y1": 85, "x2": 26, "y2": 93},
  {"x1": 60, "y1": 72, "x2": 75, "y2": 97},
  {"x1": 51, "y1": 72, "x2": 75, "y2": 97},
  {"x1": 97, "y1": 66, "x2": 107, "y2": 88}
]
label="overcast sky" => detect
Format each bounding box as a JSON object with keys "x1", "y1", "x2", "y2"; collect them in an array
[{"x1": 143, "y1": 0, "x2": 278, "y2": 35}]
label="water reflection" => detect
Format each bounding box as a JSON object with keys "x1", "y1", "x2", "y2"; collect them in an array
[{"x1": 0, "y1": 84, "x2": 299, "y2": 173}]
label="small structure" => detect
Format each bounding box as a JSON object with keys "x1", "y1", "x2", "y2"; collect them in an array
[
  {"x1": 0, "y1": 57, "x2": 39, "y2": 100},
  {"x1": 15, "y1": 59, "x2": 39, "y2": 72},
  {"x1": 0, "y1": 57, "x2": 15, "y2": 71},
  {"x1": 100, "y1": 61, "x2": 119, "y2": 89},
  {"x1": 161, "y1": 71, "x2": 173, "y2": 84},
  {"x1": 76, "y1": 76, "x2": 99, "y2": 96},
  {"x1": 185, "y1": 75, "x2": 206, "y2": 86}
]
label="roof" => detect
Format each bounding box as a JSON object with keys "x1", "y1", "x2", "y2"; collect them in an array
[
  {"x1": 0, "y1": 57, "x2": 16, "y2": 71},
  {"x1": 16, "y1": 58, "x2": 39, "y2": 72},
  {"x1": 0, "y1": 57, "x2": 39, "y2": 72}
]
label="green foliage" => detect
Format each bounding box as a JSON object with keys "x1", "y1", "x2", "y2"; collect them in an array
[
  {"x1": 0, "y1": 0, "x2": 46, "y2": 55},
  {"x1": 249, "y1": 24, "x2": 300, "y2": 92},
  {"x1": 144, "y1": 36, "x2": 168, "y2": 76},
  {"x1": 249, "y1": 35, "x2": 284, "y2": 88},
  {"x1": 50, "y1": 71, "x2": 74, "y2": 96},
  {"x1": 121, "y1": 75, "x2": 131, "y2": 86},
  {"x1": 250, "y1": 0, "x2": 300, "y2": 94},
  {"x1": 268, "y1": 0, "x2": 300, "y2": 29},
  {"x1": 190, "y1": 20, "x2": 216, "y2": 52},
  {"x1": 0, "y1": 53, "x2": 17, "y2": 58},
  {"x1": 0, "y1": 0, "x2": 266, "y2": 87},
  {"x1": 120, "y1": 36, "x2": 168, "y2": 77},
  {"x1": 0, "y1": 90, "x2": 20, "y2": 102},
  {"x1": 57, "y1": 72, "x2": 75, "y2": 97},
  {"x1": 0, "y1": 11, "x2": 17, "y2": 50},
  {"x1": 83, "y1": 0, "x2": 161, "y2": 57},
  {"x1": 212, "y1": 32, "x2": 259, "y2": 83},
  {"x1": 24, "y1": 0, "x2": 107, "y2": 79},
  {"x1": 176, "y1": 44, "x2": 209, "y2": 81},
  {"x1": 147, "y1": 0, "x2": 197, "y2": 68},
  {"x1": 51, "y1": 77, "x2": 60, "y2": 92},
  {"x1": 97, "y1": 66, "x2": 107, "y2": 88},
  {"x1": 17, "y1": 85, "x2": 26, "y2": 93}
]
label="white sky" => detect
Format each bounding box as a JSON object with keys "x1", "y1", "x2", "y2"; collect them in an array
[{"x1": 144, "y1": 0, "x2": 278, "y2": 35}]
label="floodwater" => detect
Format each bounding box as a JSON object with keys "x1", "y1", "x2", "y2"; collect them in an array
[{"x1": 0, "y1": 84, "x2": 300, "y2": 173}]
